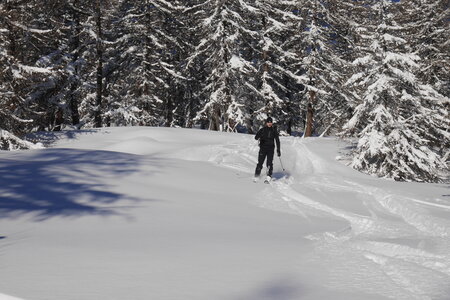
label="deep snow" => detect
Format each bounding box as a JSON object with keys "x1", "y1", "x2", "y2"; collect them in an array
[{"x1": 0, "y1": 127, "x2": 449, "y2": 300}]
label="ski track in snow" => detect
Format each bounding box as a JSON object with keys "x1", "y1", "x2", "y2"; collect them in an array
[{"x1": 198, "y1": 135, "x2": 450, "y2": 300}]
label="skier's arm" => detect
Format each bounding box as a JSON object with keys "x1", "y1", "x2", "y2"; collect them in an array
[{"x1": 255, "y1": 128, "x2": 263, "y2": 140}]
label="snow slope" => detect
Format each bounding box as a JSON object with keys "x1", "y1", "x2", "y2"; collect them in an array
[{"x1": 0, "y1": 127, "x2": 449, "y2": 300}]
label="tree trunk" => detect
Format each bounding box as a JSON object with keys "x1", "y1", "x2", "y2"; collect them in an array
[
  {"x1": 287, "y1": 119, "x2": 292, "y2": 136},
  {"x1": 209, "y1": 105, "x2": 221, "y2": 131},
  {"x1": 54, "y1": 108, "x2": 64, "y2": 131},
  {"x1": 262, "y1": 14, "x2": 270, "y2": 112},
  {"x1": 69, "y1": 3, "x2": 81, "y2": 126},
  {"x1": 94, "y1": 0, "x2": 103, "y2": 128},
  {"x1": 165, "y1": 98, "x2": 173, "y2": 127},
  {"x1": 305, "y1": 90, "x2": 316, "y2": 137}
]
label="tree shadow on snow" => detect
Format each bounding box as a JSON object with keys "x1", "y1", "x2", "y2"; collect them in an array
[
  {"x1": 0, "y1": 148, "x2": 163, "y2": 221},
  {"x1": 26, "y1": 129, "x2": 99, "y2": 147}
]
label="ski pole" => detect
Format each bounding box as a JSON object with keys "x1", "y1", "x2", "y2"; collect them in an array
[{"x1": 279, "y1": 156, "x2": 285, "y2": 172}]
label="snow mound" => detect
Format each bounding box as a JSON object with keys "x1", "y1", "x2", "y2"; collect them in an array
[{"x1": 102, "y1": 136, "x2": 161, "y2": 155}]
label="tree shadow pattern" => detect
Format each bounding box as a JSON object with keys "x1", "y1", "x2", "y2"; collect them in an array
[{"x1": 0, "y1": 148, "x2": 160, "y2": 221}]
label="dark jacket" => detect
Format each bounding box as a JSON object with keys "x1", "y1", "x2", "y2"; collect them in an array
[{"x1": 255, "y1": 126, "x2": 280, "y2": 151}]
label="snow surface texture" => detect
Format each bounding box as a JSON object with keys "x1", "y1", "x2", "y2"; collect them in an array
[{"x1": 0, "y1": 127, "x2": 449, "y2": 300}]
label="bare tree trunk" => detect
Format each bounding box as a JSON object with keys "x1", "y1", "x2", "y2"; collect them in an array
[
  {"x1": 305, "y1": 90, "x2": 316, "y2": 137},
  {"x1": 54, "y1": 108, "x2": 64, "y2": 131},
  {"x1": 165, "y1": 98, "x2": 173, "y2": 127},
  {"x1": 261, "y1": 14, "x2": 270, "y2": 113},
  {"x1": 304, "y1": 0, "x2": 318, "y2": 137},
  {"x1": 209, "y1": 105, "x2": 221, "y2": 131},
  {"x1": 287, "y1": 119, "x2": 292, "y2": 135},
  {"x1": 218, "y1": 19, "x2": 231, "y2": 131},
  {"x1": 94, "y1": 0, "x2": 103, "y2": 128},
  {"x1": 69, "y1": 2, "x2": 81, "y2": 126}
]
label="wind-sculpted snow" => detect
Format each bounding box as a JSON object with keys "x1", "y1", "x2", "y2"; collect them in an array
[{"x1": 0, "y1": 127, "x2": 449, "y2": 300}]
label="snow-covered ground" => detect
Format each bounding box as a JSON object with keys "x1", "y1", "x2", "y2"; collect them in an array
[{"x1": 0, "y1": 127, "x2": 449, "y2": 300}]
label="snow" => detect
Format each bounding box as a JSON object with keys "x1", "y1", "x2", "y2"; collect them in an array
[
  {"x1": 230, "y1": 55, "x2": 246, "y2": 70},
  {"x1": 384, "y1": 53, "x2": 420, "y2": 68},
  {"x1": 10, "y1": 22, "x2": 52, "y2": 34},
  {"x1": 0, "y1": 294, "x2": 26, "y2": 300},
  {"x1": 0, "y1": 130, "x2": 44, "y2": 150},
  {"x1": 0, "y1": 127, "x2": 449, "y2": 300},
  {"x1": 381, "y1": 33, "x2": 406, "y2": 44}
]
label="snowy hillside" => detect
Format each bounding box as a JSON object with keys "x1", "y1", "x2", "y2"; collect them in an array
[{"x1": 0, "y1": 127, "x2": 449, "y2": 300}]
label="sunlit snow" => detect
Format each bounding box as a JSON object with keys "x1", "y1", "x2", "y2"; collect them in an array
[{"x1": 0, "y1": 127, "x2": 449, "y2": 300}]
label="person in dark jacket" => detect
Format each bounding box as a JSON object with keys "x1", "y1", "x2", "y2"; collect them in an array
[{"x1": 254, "y1": 117, "x2": 281, "y2": 180}]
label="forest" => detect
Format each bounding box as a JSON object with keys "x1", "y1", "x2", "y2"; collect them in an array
[{"x1": 0, "y1": 0, "x2": 448, "y2": 182}]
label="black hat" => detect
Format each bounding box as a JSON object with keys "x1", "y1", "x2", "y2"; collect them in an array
[{"x1": 266, "y1": 117, "x2": 273, "y2": 123}]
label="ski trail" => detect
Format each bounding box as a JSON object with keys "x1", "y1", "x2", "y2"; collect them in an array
[
  {"x1": 272, "y1": 138, "x2": 450, "y2": 299},
  {"x1": 207, "y1": 135, "x2": 450, "y2": 300}
]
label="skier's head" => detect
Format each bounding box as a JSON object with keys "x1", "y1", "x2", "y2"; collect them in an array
[{"x1": 266, "y1": 117, "x2": 273, "y2": 127}]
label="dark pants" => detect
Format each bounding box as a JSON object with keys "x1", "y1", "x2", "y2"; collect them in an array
[{"x1": 255, "y1": 147, "x2": 274, "y2": 177}]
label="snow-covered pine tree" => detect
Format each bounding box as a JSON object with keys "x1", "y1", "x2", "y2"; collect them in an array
[
  {"x1": 95, "y1": 0, "x2": 145, "y2": 127},
  {"x1": 8, "y1": 0, "x2": 101, "y2": 132},
  {"x1": 0, "y1": 2, "x2": 31, "y2": 149},
  {"x1": 251, "y1": 0, "x2": 305, "y2": 134},
  {"x1": 342, "y1": 0, "x2": 448, "y2": 182},
  {"x1": 287, "y1": 0, "x2": 350, "y2": 137},
  {"x1": 322, "y1": 0, "x2": 363, "y2": 134},
  {"x1": 400, "y1": 0, "x2": 450, "y2": 177},
  {"x1": 18, "y1": 0, "x2": 87, "y2": 132},
  {"x1": 151, "y1": 0, "x2": 189, "y2": 128},
  {"x1": 93, "y1": 0, "x2": 107, "y2": 128},
  {"x1": 66, "y1": 0, "x2": 117, "y2": 128},
  {"x1": 48, "y1": 0, "x2": 86, "y2": 129},
  {"x1": 187, "y1": 0, "x2": 260, "y2": 132},
  {"x1": 106, "y1": 0, "x2": 187, "y2": 127},
  {"x1": 405, "y1": 0, "x2": 449, "y2": 98},
  {"x1": 0, "y1": 0, "x2": 51, "y2": 149},
  {"x1": 177, "y1": 0, "x2": 206, "y2": 129}
]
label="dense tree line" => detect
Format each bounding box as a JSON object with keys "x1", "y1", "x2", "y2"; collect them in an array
[{"x1": 0, "y1": 0, "x2": 448, "y2": 182}]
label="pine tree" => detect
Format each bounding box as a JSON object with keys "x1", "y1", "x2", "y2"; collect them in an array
[
  {"x1": 406, "y1": 0, "x2": 449, "y2": 98},
  {"x1": 286, "y1": 0, "x2": 351, "y2": 137},
  {"x1": 401, "y1": 0, "x2": 450, "y2": 176},
  {"x1": 152, "y1": 0, "x2": 189, "y2": 128},
  {"x1": 250, "y1": 0, "x2": 305, "y2": 134},
  {"x1": 342, "y1": 0, "x2": 448, "y2": 182},
  {"x1": 106, "y1": 0, "x2": 188, "y2": 127},
  {"x1": 187, "y1": 0, "x2": 260, "y2": 132},
  {"x1": 0, "y1": 0, "x2": 52, "y2": 149},
  {"x1": 23, "y1": 0, "x2": 84, "y2": 131}
]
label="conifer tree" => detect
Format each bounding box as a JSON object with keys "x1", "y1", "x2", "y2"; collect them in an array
[
  {"x1": 250, "y1": 0, "x2": 305, "y2": 133},
  {"x1": 287, "y1": 0, "x2": 351, "y2": 136},
  {"x1": 107, "y1": 0, "x2": 187, "y2": 127},
  {"x1": 342, "y1": 0, "x2": 448, "y2": 182},
  {"x1": 400, "y1": 0, "x2": 450, "y2": 173},
  {"x1": 187, "y1": 0, "x2": 260, "y2": 131},
  {"x1": 0, "y1": 0, "x2": 52, "y2": 148},
  {"x1": 405, "y1": 0, "x2": 449, "y2": 97}
]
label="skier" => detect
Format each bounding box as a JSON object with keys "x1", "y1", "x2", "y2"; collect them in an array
[{"x1": 254, "y1": 117, "x2": 281, "y2": 183}]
